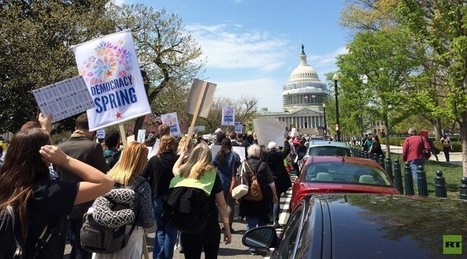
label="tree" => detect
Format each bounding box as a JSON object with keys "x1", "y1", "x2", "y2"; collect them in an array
[
  {"x1": 336, "y1": 29, "x2": 423, "y2": 155},
  {"x1": 396, "y1": 0, "x2": 467, "y2": 177},
  {"x1": 110, "y1": 4, "x2": 205, "y2": 135},
  {"x1": 0, "y1": 0, "x2": 115, "y2": 132},
  {"x1": 197, "y1": 95, "x2": 259, "y2": 134}
]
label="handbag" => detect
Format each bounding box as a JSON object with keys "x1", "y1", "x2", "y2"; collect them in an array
[
  {"x1": 231, "y1": 162, "x2": 249, "y2": 199},
  {"x1": 243, "y1": 162, "x2": 263, "y2": 201}
]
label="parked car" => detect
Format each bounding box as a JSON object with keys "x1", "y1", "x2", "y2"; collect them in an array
[
  {"x1": 296, "y1": 140, "x2": 352, "y2": 172},
  {"x1": 305, "y1": 140, "x2": 351, "y2": 157},
  {"x1": 243, "y1": 193, "x2": 467, "y2": 258},
  {"x1": 290, "y1": 156, "x2": 399, "y2": 210}
]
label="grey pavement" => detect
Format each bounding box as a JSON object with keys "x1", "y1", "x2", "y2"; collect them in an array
[{"x1": 65, "y1": 190, "x2": 293, "y2": 259}]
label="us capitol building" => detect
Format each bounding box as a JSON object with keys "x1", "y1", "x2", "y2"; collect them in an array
[{"x1": 259, "y1": 45, "x2": 328, "y2": 135}]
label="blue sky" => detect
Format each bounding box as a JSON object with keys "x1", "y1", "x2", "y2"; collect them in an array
[{"x1": 124, "y1": 0, "x2": 350, "y2": 112}]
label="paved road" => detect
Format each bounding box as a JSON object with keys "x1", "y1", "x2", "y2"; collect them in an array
[{"x1": 65, "y1": 187, "x2": 294, "y2": 259}]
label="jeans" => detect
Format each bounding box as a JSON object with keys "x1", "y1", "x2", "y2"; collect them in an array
[
  {"x1": 69, "y1": 217, "x2": 92, "y2": 259},
  {"x1": 153, "y1": 198, "x2": 177, "y2": 259},
  {"x1": 273, "y1": 191, "x2": 283, "y2": 222},
  {"x1": 410, "y1": 159, "x2": 426, "y2": 188},
  {"x1": 246, "y1": 216, "x2": 267, "y2": 230}
]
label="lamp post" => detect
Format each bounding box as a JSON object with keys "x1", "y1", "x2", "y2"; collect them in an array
[
  {"x1": 322, "y1": 103, "x2": 327, "y2": 139},
  {"x1": 333, "y1": 73, "x2": 341, "y2": 142}
]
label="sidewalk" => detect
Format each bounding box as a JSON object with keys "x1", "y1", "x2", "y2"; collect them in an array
[{"x1": 388, "y1": 145, "x2": 463, "y2": 166}]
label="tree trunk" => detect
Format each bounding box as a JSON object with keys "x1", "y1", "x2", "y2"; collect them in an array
[
  {"x1": 133, "y1": 69, "x2": 150, "y2": 136},
  {"x1": 432, "y1": 117, "x2": 442, "y2": 140},
  {"x1": 460, "y1": 112, "x2": 467, "y2": 178}
]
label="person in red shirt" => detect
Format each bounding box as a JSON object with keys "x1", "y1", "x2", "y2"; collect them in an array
[{"x1": 402, "y1": 128, "x2": 431, "y2": 187}]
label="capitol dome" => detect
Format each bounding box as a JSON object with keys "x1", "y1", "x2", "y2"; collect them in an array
[{"x1": 283, "y1": 45, "x2": 327, "y2": 112}]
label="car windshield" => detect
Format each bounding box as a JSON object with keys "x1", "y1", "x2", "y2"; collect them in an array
[
  {"x1": 304, "y1": 162, "x2": 392, "y2": 186},
  {"x1": 307, "y1": 146, "x2": 351, "y2": 156}
]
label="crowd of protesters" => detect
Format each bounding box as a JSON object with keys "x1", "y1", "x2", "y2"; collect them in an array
[{"x1": 1, "y1": 111, "x2": 313, "y2": 258}]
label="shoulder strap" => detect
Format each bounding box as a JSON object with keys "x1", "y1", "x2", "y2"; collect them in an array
[
  {"x1": 7, "y1": 206, "x2": 23, "y2": 256},
  {"x1": 127, "y1": 177, "x2": 147, "y2": 236}
]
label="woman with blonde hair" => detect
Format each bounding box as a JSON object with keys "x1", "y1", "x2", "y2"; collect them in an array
[
  {"x1": 93, "y1": 141, "x2": 155, "y2": 259},
  {"x1": 0, "y1": 127, "x2": 114, "y2": 258},
  {"x1": 171, "y1": 143, "x2": 231, "y2": 259}
]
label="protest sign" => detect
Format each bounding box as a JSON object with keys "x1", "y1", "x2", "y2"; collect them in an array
[
  {"x1": 73, "y1": 30, "x2": 151, "y2": 131},
  {"x1": 33, "y1": 76, "x2": 94, "y2": 123},
  {"x1": 221, "y1": 107, "x2": 235, "y2": 126},
  {"x1": 253, "y1": 119, "x2": 286, "y2": 146},
  {"x1": 137, "y1": 129, "x2": 146, "y2": 143},
  {"x1": 161, "y1": 112, "x2": 181, "y2": 136},
  {"x1": 234, "y1": 122, "x2": 243, "y2": 134},
  {"x1": 184, "y1": 79, "x2": 216, "y2": 137}
]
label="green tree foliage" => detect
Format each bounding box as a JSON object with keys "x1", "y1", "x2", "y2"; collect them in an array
[
  {"x1": 336, "y1": 29, "x2": 423, "y2": 154},
  {"x1": 396, "y1": 0, "x2": 467, "y2": 176},
  {"x1": 0, "y1": 0, "x2": 115, "y2": 132}
]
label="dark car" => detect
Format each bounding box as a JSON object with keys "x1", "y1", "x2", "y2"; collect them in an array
[
  {"x1": 290, "y1": 156, "x2": 399, "y2": 210},
  {"x1": 243, "y1": 194, "x2": 467, "y2": 258}
]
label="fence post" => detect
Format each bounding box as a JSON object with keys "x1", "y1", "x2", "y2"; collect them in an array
[
  {"x1": 404, "y1": 162, "x2": 414, "y2": 195},
  {"x1": 378, "y1": 155, "x2": 385, "y2": 168},
  {"x1": 385, "y1": 157, "x2": 393, "y2": 180},
  {"x1": 393, "y1": 159, "x2": 403, "y2": 194},
  {"x1": 372, "y1": 154, "x2": 379, "y2": 163},
  {"x1": 416, "y1": 165, "x2": 428, "y2": 196},
  {"x1": 460, "y1": 177, "x2": 467, "y2": 200},
  {"x1": 434, "y1": 170, "x2": 447, "y2": 198}
]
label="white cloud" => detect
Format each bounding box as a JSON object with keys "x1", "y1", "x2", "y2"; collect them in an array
[
  {"x1": 214, "y1": 78, "x2": 284, "y2": 112},
  {"x1": 186, "y1": 24, "x2": 290, "y2": 71}
]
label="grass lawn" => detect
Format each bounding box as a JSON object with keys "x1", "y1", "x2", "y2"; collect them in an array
[{"x1": 388, "y1": 153, "x2": 463, "y2": 199}]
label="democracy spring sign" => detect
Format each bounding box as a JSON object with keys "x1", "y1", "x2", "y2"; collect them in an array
[{"x1": 73, "y1": 30, "x2": 151, "y2": 131}]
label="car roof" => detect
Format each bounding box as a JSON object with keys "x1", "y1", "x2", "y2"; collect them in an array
[
  {"x1": 303, "y1": 156, "x2": 382, "y2": 169},
  {"x1": 302, "y1": 194, "x2": 467, "y2": 258},
  {"x1": 307, "y1": 140, "x2": 350, "y2": 148}
]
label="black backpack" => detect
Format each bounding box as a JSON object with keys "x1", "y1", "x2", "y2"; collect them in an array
[
  {"x1": 0, "y1": 205, "x2": 66, "y2": 259},
  {"x1": 161, "y1": 186, "x2": 210, "y2": 234},
  {"x1": 80, "y1": 178, "x2": 146, "y2": 253},
  {"x1": 0, "y1": 206, "x2": 22, "y2": 259},
  {"x1": 105, "y1": 150, "x2": 121, "y2": 169}
]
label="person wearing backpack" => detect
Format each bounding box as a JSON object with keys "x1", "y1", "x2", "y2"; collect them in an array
[
  {"x1": 170, "y1": 142, "x2": 231, "y2": 259},
  {"x1": 103, "y1": 129, "x2": 121, "y2": 169},
  {"x1": 141, "y1": 135, "x2": 179, "y2": 259},
  {"x1": 92, "y1": 141, "x2": 155, "y2": 258},
  {"x1": 240, "y1": 144, "x2": 278, "y2": 254},
  {"x1": 0, "y1": 127, "x2": 114, "y2": 259}
]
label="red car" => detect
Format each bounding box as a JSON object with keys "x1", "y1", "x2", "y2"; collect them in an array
[{"x1": 290, "y1": 156, "x2": 400, "y2": 210}]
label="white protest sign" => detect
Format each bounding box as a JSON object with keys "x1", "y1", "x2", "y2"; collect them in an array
[
  {"x1": 137, "y1": 129, "x2": 146, "y2": 143},
  {"x1": 234, "y1": 122, "x2": 243, "y2": 134},
  {"x1": 161, "y1": 112, "x2": 181, "y2": 136},
  {"x1": 253, "y1": 119, "x2": 286, "y2": 147},
  {"x1": 73, "y1": 30, "x2": 151, "y2": 131},
  {"x1": 210, "y1": 144, "x2": 221, "y2": 162},
  {"x1": 232, "y1": 146, "x2": 246, "y2": 161},
  {"x1": 211, "y1": 144, "x2": 245, "y2": 162},
  {"x1": 96, "y1": 129, "x2": 106, "y2": 139},
  {"x1": 221, "y1": 107, "x2": 235, "y2": 126},
  {"x1": 33, "y1": 76, "x2": 94, "y2": 123}
]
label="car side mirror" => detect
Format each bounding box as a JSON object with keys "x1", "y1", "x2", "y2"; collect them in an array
[{"x1": 242, "y1": 226, "x2": 279, "y2": 249}]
